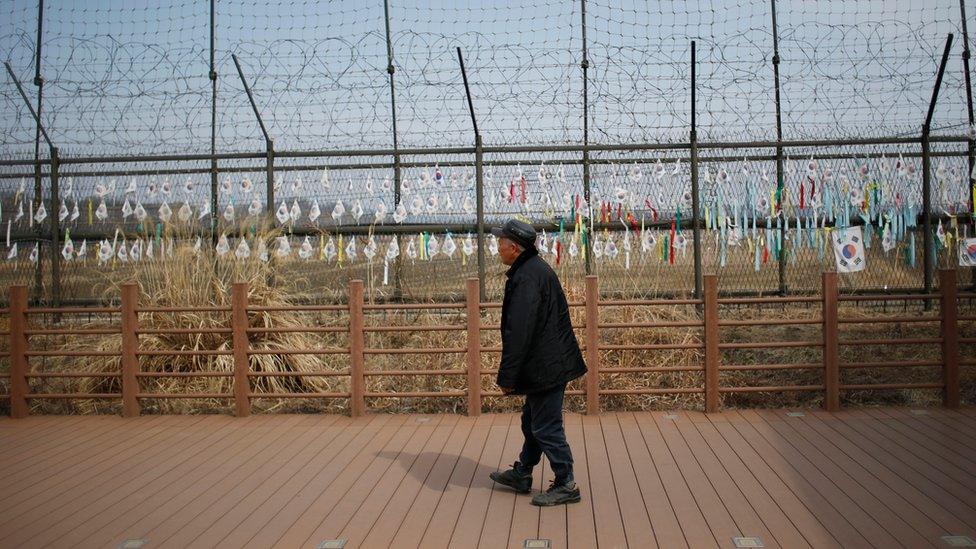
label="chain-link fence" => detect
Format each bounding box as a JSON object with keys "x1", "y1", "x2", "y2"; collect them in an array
[{"x1": 1, "y1": 0, "x2": 974, "y2": 303}]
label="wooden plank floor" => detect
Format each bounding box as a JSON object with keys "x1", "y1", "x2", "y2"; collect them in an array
[{"x1": 1, "y1": 407, "x2": 975, "y2": 549}]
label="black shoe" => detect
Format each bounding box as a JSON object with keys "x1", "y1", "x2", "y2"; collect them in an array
[
  {"x1": 489, "y1": 462, "x2": 533, "y2": 493},
  {"x1": 531, "y1": 480, "x2": 581, "y2": 506}
]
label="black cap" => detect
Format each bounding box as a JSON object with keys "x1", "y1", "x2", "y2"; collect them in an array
[{"x1": 490, "y1": 219, "x2": 537, "y2": 250}]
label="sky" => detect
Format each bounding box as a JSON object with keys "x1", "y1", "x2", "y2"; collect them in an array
[{"x1": 0, "y1": 0, "x2": 972, "y2": 159}]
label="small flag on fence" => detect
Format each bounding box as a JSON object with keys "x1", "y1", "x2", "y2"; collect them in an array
[
  {"x1": 960, "y1": 238, "x2": 976, "y2": 267},
  {"x1": 833, "y1": 226, "x2": 866, "y2": 273}
]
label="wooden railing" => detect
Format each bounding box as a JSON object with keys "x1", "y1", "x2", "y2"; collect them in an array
[{"x1": 0, "y1": 269, "x2": 970, "y2": 418}]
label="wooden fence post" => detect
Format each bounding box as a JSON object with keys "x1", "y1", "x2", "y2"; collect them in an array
[
  {"x1": 9, "y1": 285, "x2": 29, "y2": 419},
  {"x1": 232, "y1": 282, "x2": 251, "y2": 418},
  {"x1": 121, "y1": 283, "x2": 140, "y2": 417},
  {"x1": 585, "y1": 275, "x2": 600, "y2": 415},
  {"x1": 940, "y1": 268, "x2": 959, "y2": 409},
  {"x1": 466, "y1": 278, "x2": 481, "y2": 416},
  {"x1": 822, "y1": 271, "x2": 840, "y2": 412},
  {"x1": 704, "y1": 274, "x2": 719, "y2": 413},
  {"x1": 348, "y1": 279, "x2": 366, "y2": 417}
]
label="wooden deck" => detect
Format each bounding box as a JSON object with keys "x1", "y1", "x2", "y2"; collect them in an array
[{"x1": 1, "y1": 408, "x2": 975, "y2": 549}]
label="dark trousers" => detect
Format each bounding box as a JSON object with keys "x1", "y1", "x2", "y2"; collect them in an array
[{"x1": 518, "y1": 382, "x2": 574, "y2": 485}]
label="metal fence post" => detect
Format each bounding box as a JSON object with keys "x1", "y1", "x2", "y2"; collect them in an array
[
  {"x1": 690, "y1": 40, "x2": 703, "y2": 300},
  {"x1": 209, "y1": 0, "x2": 218, "y2": 246},
  {"x1": 770, "y1": 0, "x2": 787, "y2": 296},
  {"x1": 704, "y1": 274, "x2": 719, "y2": 412},
  {"x1": 822, "y1": 271, "x2": 840, "y2": 412},
  {"x1": 121, "y1": 283, "x2": 140, "y2": 417},
  {"x1": 584, "y1": 275, "x2": 600, "y2": 415},
  {"x1": 922, "y1": 133, "x2": 933, "y2": 298},
  {"x1": 32, "y1": 0, "x2": 44, "y2": 304},
  {"x1": 466, "y1": 277, "x2": 481, "y2": 416},
  {"x1": 266, "y1": 139, "x2": 275, "y2": 222},
  {"x1": 959, "y1": 0, "x2": 975, "y2": 223},
  {"x1": 348, "y1": 279, "x2": 366, "y2": 417},
  {"x1": 940, "y1": 268, "x2": 960, "y2": 408},
  {"x1": 232, "y1": 282, "x2": 251, "y2": 417},
  {"x1": 383, "y1": 0, "x2": 404, "y2": 300},
  {"x1": 9, "y1": 285, "x2": 29, "y2": 418},
  {"x1": 49, "y1": 147, "x2": 61, "y2": 307},
  {"x1": 476, "y1": 134, "x2": 486, "y2": 302},
  {"x1": 922, "y1": 34, "x2": 954, "y2": 299},
  {"x1": 581, "y1": 0, "x2": 593, "y2": 276}
]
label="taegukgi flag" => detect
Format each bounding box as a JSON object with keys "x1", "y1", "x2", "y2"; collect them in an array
[{"x1": 833, "y1": 226, "x2": 866, "y2": 273}]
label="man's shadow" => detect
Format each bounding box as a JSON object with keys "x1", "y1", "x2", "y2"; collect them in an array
[{"x1": 376, "y1": 450, "x2": 491, "y2": 488}]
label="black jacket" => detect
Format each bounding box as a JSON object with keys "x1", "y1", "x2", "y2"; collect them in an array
[{"x1": 497, "y1": 247, "x2": 588, "y2": 394}]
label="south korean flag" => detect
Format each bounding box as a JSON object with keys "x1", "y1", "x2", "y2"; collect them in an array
[
  {"x1": 960, "y1": 238, "x2": 976, "y2": 267},
  {"x1": 833, "y1": 226, "x2": 866, "y2": 273}
]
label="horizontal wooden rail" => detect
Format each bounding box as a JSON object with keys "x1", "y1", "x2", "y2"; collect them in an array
[
  {"x1": 482, "y1": 389, "x2": 586, "y2": 397},
  {"x1": 600, "y1": 388, "x2": 704, "y2": 395},
  {"x1": 26, "y1": 393, "x2": 120, "y2": 399},
  {"x1": 719, "y1": 363, "x2": 822, "y2": 371},
  {"x1": 837, "y1": 338, "x2": 941, "y2": 346},
  {"x1": 363, "y1": 369, "x2": 467, "y2": 376},
  {"x1": 363, "y1": 347, "x2": 466, "y2": 354},
  {"x1": 136, "y1": 372, "x2": 232, "y2": 378},
  {"x1": 602, "y1": 343, "x2": 704, "y2": 351},
  {"x1": 248, "y1": 304, "x2": 347, "y2": 312},
  {"x1": 136, "y1": 349, "x2": 233, "y2": 356},
  {"x1": 249, "y1": 371, "x2": 349, "y2": 377},
  {"x1": 139, "y1": 327, "x2": 232, "y2": 335},
  {"x1": 364, "y1": 325, "x2": 466, "y2": 332},
  {"x1": 25, "y1": 328, "x2": 120, "y2": 335},
  {"x1": 601, "y1": 366, "x2": 704, "y2": 373},
  {"x1": 136, "y1": 306, "x2": 229, "y2": 313},
  {"x1": 26, "y1": 350, "x2": 120, "y2": 357},
  {"x1": 480, "y1": 323, "x2": 588, "y2": 330},
  {"x1": 247, "y1": 326, "x2": 346, "y2": 334},
  {"x1": 364, "y1": 391, "x2": 467, "y2": 398},
  {"x1": 718, "y1": 318, "x2": 820, "y2": 327},
  {"x1": 27, "y1": 306, "x2": 119, "y2": 314},
  {"x1": 250, "y1": 392, "x2": 349, "y2": 399},
  {"x1": 248, "y1": 348, "x2": 347, "y2": 355},
  {"x1": 837, "y1": 316, "x2": 939, "y2": 324},
  {"x1": 27, "y1": 372, "x2": 119, "y2": 378},
  {"x1": 363, "y1": 302, "x2": 465, "y2": 310},
  {"x1": 136, "y1": 392, "x2": 234, "y2": 399},
  {"x1": 840, "y1": 382, "x2": 944, "y2": 390},
  {"x1": 837, "y1": 294, "x2": 934, "y2": 302},
  {"x1": 718, "y1": 341, "x2": 822, "y2": 349},
  {"x1": 601, "y1": 298, "x2": 702, "y2": 306},
  {"x1": 601, "y1": 321, "x2": 700, "y2": 328},
  {"x1": 718, "y1": 296, "x2": 820, "y2": 304},
  {"x1": 720, "y1": 385, "x2": 824, "y2": 393},
  {"x1": 840, "y1": 360, "x2": 942, "y2": 369}
]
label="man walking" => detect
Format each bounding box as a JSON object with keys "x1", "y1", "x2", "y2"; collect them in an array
[{"x1": 488, "y1": 219, "x2": 587, "y2": 506}]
